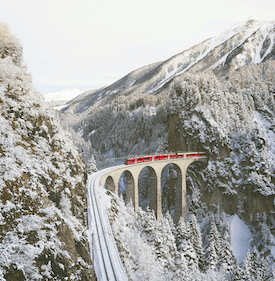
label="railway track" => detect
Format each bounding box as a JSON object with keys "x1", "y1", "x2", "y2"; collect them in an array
[{"x1": 87, "y1": 167, "x2": 128, "y2": 281}]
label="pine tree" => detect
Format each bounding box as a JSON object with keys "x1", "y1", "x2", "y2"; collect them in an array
[
  {"x1": 204, "y1": 240, "x2": 218, "y2": 272},
  {"x1": 0, "y1": 22, "x2": 22, "y2": 65},
  {"x1": 141, "y1": 207, "x2": 157, "y2": 245},
  {"x1": 250, "y1": 247, "x2": 268, "y2": 281},
  {"x1": 189, "y1": 214, "x2": 204, "y2": 271},
  {"x1": 182, "y1": 239, "x2": 199, "y2": 272},
  {"x1": 218, "y1": 231, "x2": 235, "y2": 273},
  {"x1": 258, "y1": 221, "x2": 272, "y2": 255},
  {"x1": 165, "y1": 211, "x2": 177, "y2": 237},
  {"x1": 204, "y1": 222, "x2": 220, "y2": 271},
  {"x1": 176, "y1": 216, "x2": 188, "y2": 248},
  {"x1": 154, "y1": 216, "x2": 177, "y2": 271},
  {"x1": 175, "y1": 216, "x2": 199, "y2": 273},
  {"x1": 173, "y1": 253, "x2": 190, "y2": 281},
  {"x1": 232, "y1": 263, "x2": 245, "y2": 281},
  {"x1": 242, "y1": 250, "x2": 252, "y2": 281}
]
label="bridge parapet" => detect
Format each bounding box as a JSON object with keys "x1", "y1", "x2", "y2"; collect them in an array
[{"x1": 99, "y1": 154, "x2": 207, "y2": 223}]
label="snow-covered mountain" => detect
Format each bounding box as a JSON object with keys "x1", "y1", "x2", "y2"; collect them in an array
[
  {"x1": 58, "y1": 18, "x2": 275, "y2": 279},
  {"x1": 62, "y1": 18, "x2": 275, "y2": 116},
  {"x1": 43, "y1": 87, "x2": 84, "y2": 109}
]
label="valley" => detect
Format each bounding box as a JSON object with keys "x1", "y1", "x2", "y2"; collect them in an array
[{"x1": 1, "y1": 17, "x2": 275, "y2": 280}]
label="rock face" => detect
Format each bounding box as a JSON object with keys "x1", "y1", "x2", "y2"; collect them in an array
[
  {"x1": 166, "y1": 62, "x2": 275, "y2": 217},
  {"x1": 0, "y1": 23, "x2": 95, "y2": 280}
]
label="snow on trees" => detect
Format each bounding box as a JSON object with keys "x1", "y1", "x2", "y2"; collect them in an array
[
  {"x1": 0, "y1": 22, "x2": 94, "y2": 280},
  {"x1": 0, "y1": 22, "x2": 22, "y2": 65},
  {"x1": 189, "y1": 214, "x2": 204, "y2": 270},
  {"x1": 204, "y1": 222, "x2": 220, "y2": 271}
]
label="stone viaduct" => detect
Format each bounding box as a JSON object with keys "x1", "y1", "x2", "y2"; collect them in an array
[{"x1": 99, "y1": 153, "x2": 207, "y2": 223}]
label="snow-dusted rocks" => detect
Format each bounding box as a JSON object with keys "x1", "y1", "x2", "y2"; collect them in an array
[{"x1": 0, "y1": 24, "x2": 95, "y2": 280}]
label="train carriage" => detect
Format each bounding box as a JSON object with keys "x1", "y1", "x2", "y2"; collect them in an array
[{"x1": 125, "y1": 152, "x2": 206, "y2": 165}]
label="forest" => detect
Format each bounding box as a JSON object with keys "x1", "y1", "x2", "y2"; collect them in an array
[{"x1": 66, "y1": 59, "x2": 275, "y2": 280}]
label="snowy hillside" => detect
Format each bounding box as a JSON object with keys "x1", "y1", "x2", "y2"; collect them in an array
[
  {"x1": 56, "y1": 18, "x2": 275, "y2": 280},
  {"x1": 62, "y1": 18, "x2": 275, "y2": 117},
  {"x1": 107, "y1": 191, "x2": 275, "y2": 280},
  {"x1": 0, "y1": 22, "x2": 95, "y2": 280}
]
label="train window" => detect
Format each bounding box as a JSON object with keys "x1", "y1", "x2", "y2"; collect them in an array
[{"x1": 186, "y1": 153, "x2": 197, "y2": 157}]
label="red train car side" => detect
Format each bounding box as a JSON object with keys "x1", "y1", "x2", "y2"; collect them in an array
[{"x1": 125, "y1": 152, "x2": 206, "y2": 165}]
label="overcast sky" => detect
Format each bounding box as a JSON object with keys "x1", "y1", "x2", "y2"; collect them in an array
[{"x1": 1, "y1": 0, "x2": 275, "y2": 95}]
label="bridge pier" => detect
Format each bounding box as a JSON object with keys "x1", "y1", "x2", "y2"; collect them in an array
[
  {"x1": 149, "y1": 170, "x2": 162, "y2": 220},
  {"x1": 125, "y1": 171, "x2": 139, "y2": 211},
  {"x1": 174, "y1": 168, "x2": 187, "y2": 223}
]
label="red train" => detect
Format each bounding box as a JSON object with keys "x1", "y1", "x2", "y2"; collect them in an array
[{"x1": 125, "y1": 152, "x2": 206, "y2": 165}]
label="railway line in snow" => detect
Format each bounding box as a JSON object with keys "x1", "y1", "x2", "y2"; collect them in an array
[
  {"x1": 87, "y1": 166, "x2": 128, "y2": 281},
  {"x1": 86, "y1": 153, "x2": 207, "y2": 280}
]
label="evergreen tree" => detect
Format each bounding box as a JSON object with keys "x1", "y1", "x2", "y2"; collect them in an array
[
  {"x1": 258, "y1": 221, "x2": 272, "y2": 254},
  {"x1": 175, "y1": 216, "x2": 199, "y2": 273},
  {"x1": 242, "y1": 250, "x2": 252, "y2": 281},
  {"x1": 165, "y1": 210, "x2": 177, "y2": 237},
  {"x1": 250, "y1": 247, "x2": 268, "y2": 281},
  {"x1": 232, "y1": 263, "x2": 245, "y2": 281},
  {"x1": 0, "y1": 22, "x2": 22, "y2": 65},
  {"x1": 141, "y1": 207, "x2": 157, "y2": 245},
  {"x1": 182, "y1": 239, "x2": 199, "y2": 272},
  {"x1": 204, "y1": 240, "x2": 218, "y2": 272},
  {"x1": 154, "y1": 217, "x2": 177, "y2": 271},
  {"x1": 204, "y1": 222, "x2": 220, "y2": 271},
  {"x1": 218, "y1": 231, "x2": 235, "y2": 273},
  {"x1": 175, "y1": 216, "x2": 188, "y2": 248},
  {"x1": 173, "y1": 254, "x2": 191, "y2": 281},
  {"x1": 189, "y1": 214, "x2": 204, "y2": 271}
]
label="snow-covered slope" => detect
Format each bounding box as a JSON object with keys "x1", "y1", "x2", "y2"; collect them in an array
[
  {"x1": 43, "y1": 87, "x2": 82, "y2": 108},
  {"x1": 230, "y1": 215, "x2": 252, "y2": 263},
  {"x1": 62, "y1": 18, "x2": 275, "y2": 116},
  {"x1": 0, "y1": 23, "x2": 95, "y2": 280}
]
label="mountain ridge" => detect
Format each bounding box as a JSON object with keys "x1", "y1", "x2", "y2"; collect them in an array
[{"x1": 61, "y1": 19, "x2": 275, "y2": 118}]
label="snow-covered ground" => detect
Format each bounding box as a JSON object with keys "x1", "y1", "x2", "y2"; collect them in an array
[{"x1": 229, "y1": 214, "x2": 252, "y2": 263}]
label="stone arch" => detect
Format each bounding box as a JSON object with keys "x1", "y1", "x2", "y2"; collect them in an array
[
  {"x1": 105, "y1": 176, "x2": 116, "y2": 192},
  {"x1": 137, "y1": 166, "x2": 157, "y2": 212},
  {"x1": 185, "y1": 159, "x2": 208, "y2": 204},
  {"x1": 161, "y1": 163, "x2": 182, "y2": 219},
  {"x1": 118, "y1": 171, "x2": 127, "y2": 202},
  {"x1": 122, "y1": 170, "x2": 137, "y2": 207}
]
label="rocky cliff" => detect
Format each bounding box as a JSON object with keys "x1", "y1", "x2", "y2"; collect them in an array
[{"x1": 0, "y1": 22, "x2": 95, "y2": 280}]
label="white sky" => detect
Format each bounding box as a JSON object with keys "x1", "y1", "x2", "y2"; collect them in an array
[{"x1": 1, "y1": 0, "x2": 275, "y2": 95}]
